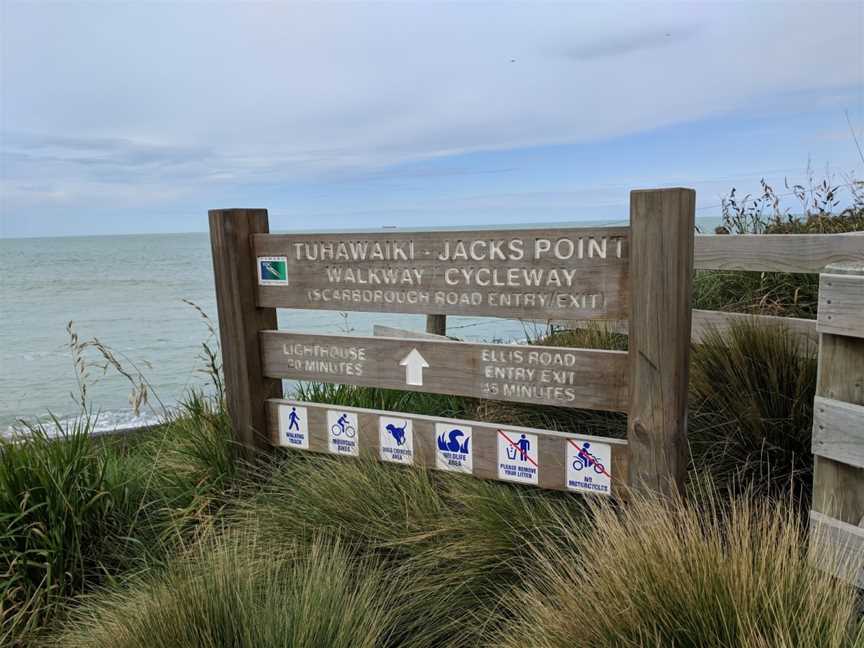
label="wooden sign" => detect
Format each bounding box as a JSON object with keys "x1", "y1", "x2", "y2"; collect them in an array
[
  {"x1": 260, "y1": 331, "x2": 629, "y2": 412},
  {"x1": 209, "y1": 188, "x2": 696, "y2": 498},
  {"x1": 253, "y1": 226, "x2": 629, "y2": 320},
  {"x1": 266, "y1": 399, "x2": 630, "y2": 496}
]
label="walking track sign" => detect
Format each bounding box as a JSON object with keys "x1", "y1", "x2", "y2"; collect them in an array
[{"x1": 209, "y1": 188, "x2": 696, "y2": 498}]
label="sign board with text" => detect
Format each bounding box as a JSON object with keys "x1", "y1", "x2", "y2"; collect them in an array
[
  {"x1": 260, "y1": 331, "x2": 629, "y2": 413},
  {"x1": 209, "y1": 189, "x2": 695, "y2": 499},
  {"x1": 253, "y1": 227, "x2": 629, "y2": 321}
]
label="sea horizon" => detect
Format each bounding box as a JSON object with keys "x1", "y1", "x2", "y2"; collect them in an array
[{"x1": 1, "y1": 217, "x2": 723, "y2": 434}]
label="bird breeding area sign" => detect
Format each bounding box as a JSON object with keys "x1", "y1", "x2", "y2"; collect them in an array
[
  {"x1": 209, "y1": 190, "x2": 695, "y2": 499},
  {"x1": 253, "y1": 227, "x2": 630, "y2": 321}
]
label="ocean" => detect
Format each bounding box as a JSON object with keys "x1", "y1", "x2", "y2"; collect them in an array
[
  {"x1": 1, "y1": 219, "x2": 721, "y2": 435},
  {"x1": 0, "y1": 232, "x2": 535, "y2": 434}
]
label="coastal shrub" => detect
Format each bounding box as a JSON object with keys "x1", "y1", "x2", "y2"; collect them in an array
[
  {"x1": 0, "y1": 390, "x2": 246, "y2": 645},
  {"x1": 235, "y1": 453, "x2": 449, "y2": 559},
  {"x1": 537, "y1": 322, "x2": 628, "y2": 351},
  {"x1": 0, "y1": 416, "x2": 151, "y2": 642},
  {"x1": 694, "y1": 181, "x2": 862, "y2": 319},
  {"x1": 399, "y1": 476, "x2": 590, "y2": 647},
  {"x1": 688, "y1": 321, "x2": 817, "y2": 501},
  {"x1": 231, "y1": 452, "x2": 590, "y2": 647},
  {"x1": 51, "y1": 534, "x2": 401, "y2": 648},
  {"x1": 692, "y1": 268, "x2": 821, "y2": 318},
  {"x1": 490, "y1": 488, "x2": 864, "y2": 648}
]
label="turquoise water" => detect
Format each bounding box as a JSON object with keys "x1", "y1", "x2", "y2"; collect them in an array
[
  {"x1": 0, "y1": 233, "x2": 536, "y2": 433},
  {"x1": 1, "y1": 219, "x2": 721, "y2": 434}
]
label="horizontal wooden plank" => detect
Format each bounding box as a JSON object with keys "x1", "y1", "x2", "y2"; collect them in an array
[
  {"x1": 552, "y1": 309, "x2": 818, "y2": 353},
  {"x1": 809, "y1": 511, "x2": 864, "y2": 588},
  {"x1": 372, "y1": 324, "x2": 449, "y2": 340},
  {"x1": 261, "y1": 331, "x2": 629, "y2": 412},
  {"x1": 265, "y1": 399, "x2": 629, "y2": 496},
  {"x1": 818, "y1": 273, "x2": 864, "y2": 338},
  {"x1": 695, "y1": 232, "x2": 864, "y2": 273},
  {"x1": 253, "y1": 227, "x2": 629, "y2": 320},
  {"x1": 812, "y1": 396, "x2": 864, "y2": 469}
]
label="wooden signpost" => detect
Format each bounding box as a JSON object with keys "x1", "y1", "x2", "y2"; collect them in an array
[
  {"x1": 260, "y1": 332, "x2": 629, "y2": 412},
  {"x1": 209, "y1": 188, "x2": 695, "y2": 497}
]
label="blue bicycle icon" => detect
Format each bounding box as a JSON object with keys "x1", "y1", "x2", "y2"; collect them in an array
[{"x1": 331, "y1": 413, "x2": 356, "y2": 438}]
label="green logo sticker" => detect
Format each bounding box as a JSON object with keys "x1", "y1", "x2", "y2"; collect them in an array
[{"x1": 258, "y1": 257, "x2": 289, "y2": 285}]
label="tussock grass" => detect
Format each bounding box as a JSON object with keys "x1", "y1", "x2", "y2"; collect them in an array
[
  {"x1": 51, "y1": 534, "x2": 401, "y2": 648},
  {"x1": 231, "y1": 452, "x2": 591, "y2": 647},
  {"x1": 537, "y1": 323, "x2": 628, "y2": 351},
  {"x1": 0, "y1": 416, "x2": 154, "y2": 642},
  {"x1": 692, "y1": 269, "x2": 821, "y2": 318},
  {"x1": 0, "y1": 391, "x2": 247, "y2": 644},
  {"x1": 238, "y1": 453, "x2": 450, "y2": 557},
  {"x1": 689, "y1": 320, "x2": 817, "y2": 500},
  {"x1": 490, "y1": 487, "x2": 864, "y2": 648}
]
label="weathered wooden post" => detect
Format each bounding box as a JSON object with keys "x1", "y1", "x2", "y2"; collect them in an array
[
  {"x1": 627, "y1": 188, "x2": 695, "y2": 497},
  {"x1": 209, "y1": 209, "x2": 282, "y2": 453},
  {"x1": 425, "y1": 314, "x2": 447, "y2": 336},
  {"x1": 810, "y1": 262, "x2": 864, "y2": 587}
]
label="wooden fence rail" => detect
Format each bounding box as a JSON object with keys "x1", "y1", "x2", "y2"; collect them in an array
[{"x1": 694, "y1": 232, "x2": 864, "y2": 273}]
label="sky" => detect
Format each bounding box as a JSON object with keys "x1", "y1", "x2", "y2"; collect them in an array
[{"x1": 1, "y1": 1, "x2": 862, "y2": 238}]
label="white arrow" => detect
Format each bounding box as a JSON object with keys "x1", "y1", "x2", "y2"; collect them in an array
[{"x1": 399, "y1": 348, "x2": 430, "y2": 386}]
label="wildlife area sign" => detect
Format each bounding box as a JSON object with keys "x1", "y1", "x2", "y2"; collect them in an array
[{"x1": 209, "y1": 188, "x2": 696, "y2": 497}]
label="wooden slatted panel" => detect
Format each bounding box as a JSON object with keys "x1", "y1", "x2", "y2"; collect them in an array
[
  {"x1": 265, "y1": 399, "x2": 630, "y2": 496},
  {"x1": 252, "y1": 227, "x2": 630, "y2": 321},
  {"x1": 260, "y1": 331, "x2": 629, "y2": 412},
  {"x1": 812, "y1": 396, "x2": 864, "y2": 469},
  {"x1": 809, "y1": 511, "x2": 864, "y2": 588},
  {"x1": 695, "y1": 232, "x2": 864, "y2": 273},
  {"x1": 818, "y1": 271, "x2": 864, "y2": 339},
  {"x1": 811, "y1": 262, "x2": 864, "y2": 537}
]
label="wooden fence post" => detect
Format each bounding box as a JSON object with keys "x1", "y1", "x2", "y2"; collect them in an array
[
  {"x1": 426, "y1": 314, "x2": 447, "y2": 336},
  {"x1": 209, "y1": 209, "x2": 282, "y2": 454},
  {"x1": 627, "y1": 188, "x2": 695, "y2": 497},
  {"x1": 810, "y1": 262, "x2": 864, "y2": 587}
]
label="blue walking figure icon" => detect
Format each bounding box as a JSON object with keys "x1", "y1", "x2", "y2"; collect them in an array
[{"x1": 287, "y1": 407, "x2": 301, "y2": 431}]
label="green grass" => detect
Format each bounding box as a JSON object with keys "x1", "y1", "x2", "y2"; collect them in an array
[
  {"x1": 688, "y1": 320, "x2": 817, "y2": 501},
  {"x1": 490, "y1": 486, "x2": 863, "y2": 648},
  {"x1": 51, "y1": 534, "x2": 404, "y2": 648},
  {"x1": 0, "y1": 389, "x2": 248, "y2": 646},
  {"x1": 0, "y1": 415, "x2": 154, "y2": 642},
  {"x1": 228, "y1": 453, "x2": 591, "y2": 647},
  {"x1": 694, "y1": 200, "x2": 862, "y2": 319}
]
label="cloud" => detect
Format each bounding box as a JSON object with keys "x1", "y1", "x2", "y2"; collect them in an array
[
  {"x1": 1, "y1": 1, "x2": 861, "y2": 225},
  {"x1": 559, "y1": 26, "x2": 696, "y2": 61}
]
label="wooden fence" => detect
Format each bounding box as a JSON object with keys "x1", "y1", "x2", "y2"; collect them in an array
[
  {"x1": 559, "y1": 231, "x2": 864, "y2": 352},
  {"x1": 808, "y1": 262, "x2": 864, "y2": 588},
  {"x1": 209, "y1": 188, "x2": 695, "y2": 498},
  {"x1": 208, "y1": 191, "x2": 863, "y2": 583}
]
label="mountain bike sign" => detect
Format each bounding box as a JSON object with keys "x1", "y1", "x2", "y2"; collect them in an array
[{"x1": 327, "y1": 410, "x2": 359, "y2": 456}]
